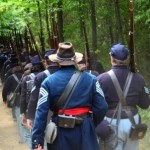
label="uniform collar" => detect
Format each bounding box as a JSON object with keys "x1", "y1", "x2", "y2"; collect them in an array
[
  {"x1": 111, "y1": 65, "x2": 128, "y2": 69},
  {"x1": 47, "y1": 65, "x2": 59, "y2": 70},
  {"x1": 60, "y1": 65, "x2": 76, "y2": 70}
]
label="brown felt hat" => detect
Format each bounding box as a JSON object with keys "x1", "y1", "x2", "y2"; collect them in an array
[{"x1": 49, "y1": 42, "x2": 83, "y2": 65}]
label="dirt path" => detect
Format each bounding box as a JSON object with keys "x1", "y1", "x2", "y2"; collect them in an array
[{"x1": 0, "y1": 84, "x2": 28, "y2": 150}]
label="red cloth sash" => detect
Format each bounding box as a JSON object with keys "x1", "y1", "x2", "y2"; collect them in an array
[{"x1": 58, "y1": 107, "x2": 90, "y2": 115}]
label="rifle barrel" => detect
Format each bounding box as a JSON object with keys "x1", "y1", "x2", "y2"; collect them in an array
[
  {"x1": 81, "y1": 16, "x2": 92, "y2": 70},
  {"x1": 129, "y1": 0, "x2": 136, "y2": 72}
]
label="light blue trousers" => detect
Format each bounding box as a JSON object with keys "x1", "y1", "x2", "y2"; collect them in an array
[
  {"x1": 23, "y1": 125, "x2": 32, "y2": 148},
  {"x1": 15, "y1": 106, "x2": 26, "y2": 143},
  {"x1": 105, "y1": 114, "x2": 139, "y2": 150}
]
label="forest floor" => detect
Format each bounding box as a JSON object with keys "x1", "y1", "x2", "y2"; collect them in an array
[{"x1": 0, "y1": 81, "x2": 149, "y2": 150}]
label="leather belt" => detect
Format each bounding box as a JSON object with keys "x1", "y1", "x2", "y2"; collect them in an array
[
  {"x1": 75, "y1": 113, "x2": 92, "y2": 125},
  {"x1": 106, "y1": 108, "x2": 138, "y2": 119},
  {"x1": 55, "y1": 112, "x2": 92, "y2": 126}
]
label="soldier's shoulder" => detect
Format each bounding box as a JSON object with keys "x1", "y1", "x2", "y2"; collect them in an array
[
  {"x1": 36, "y1": 71, "x2": 46, "y2": 77},
  {"x1": 133, "y1": 72, "x2": 145, "y2": 81},
  {"x1": 97, "y1": 71, "x2": 109, "y2": 80}
]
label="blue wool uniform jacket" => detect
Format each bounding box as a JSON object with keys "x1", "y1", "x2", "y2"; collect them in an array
[
  {"x1": 20, "y1": 71, "x2": 39, "y2": 114},
  {"x1": 2, "y1": 72, "x2": 22, "y2": 106},
  {"x1": 97, "y1": 65, "x2": 150, "y2": 117},
  {"x1": 0, "y1": 59, "x2": 10, "y2": 83},
  {"x1": 0, "y1": 54, "x2": 7, "y2": 71},
  {"x1": 27, "y1": 66, "x2": 59, "y2": 120},
  {"x1": 32, "y1": 66, "x2": 108, "y2": 150}
]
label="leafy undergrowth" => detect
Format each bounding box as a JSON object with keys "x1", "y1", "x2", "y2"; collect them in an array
[{"x1": 139, "y1": 107, "x2": 150, "y2": 149}]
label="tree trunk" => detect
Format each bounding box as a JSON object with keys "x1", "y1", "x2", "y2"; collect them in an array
[
  {"x1": 90, "y1": 0, "x2": 97, "y2": 51},
  {"x1": 37, "y1": 0, "x2": 45, "y2": 52},
  {"x1": 45, "y1": 0, "x2": 53, "y2": 48},
  {"x1": 57, "y1": 0, "x2": 64, "y2": 42},
  {"x1": 24, "y1": 28, "x2": 30, "y2": 62},
  {"x1": 114, "y1": 0, "x2": 124, "y2": 42}
]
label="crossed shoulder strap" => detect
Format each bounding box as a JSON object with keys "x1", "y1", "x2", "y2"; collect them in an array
[
  {"x1": 12, "y1": 74, "x2": 20, "y2": 83},
  {"x1": 29, "y1": 73, "x2": 36, "y2": 80},
  {"x1": 108, "y1": 70, "x2": 137, "y2": 127},
  {"x1": 108, "y1": 70, "x2": 133, "y2": 105},
  {"x1": 56, "y1": 71, "x2": 82, "y2": 111},
  {"x1": 44, "y1": 70, "x2": 51, "y2": 77}
]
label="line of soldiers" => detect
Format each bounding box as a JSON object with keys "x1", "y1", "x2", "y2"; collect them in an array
[
  {"x1": 1, "y1": 42, "x2": 105, "y2": 149},
  {"x1": 1, "y1": 44, "x2": 60, "y2": 149},
  {"x1": 1, "y1": 42, "x2": 150, "y2": 150}
]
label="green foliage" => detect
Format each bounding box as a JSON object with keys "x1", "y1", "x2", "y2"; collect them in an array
[
  {"x1": 140, "y1": 107, "x2": 150, "y2": 122},
  {"x1": 135, "y1": 0, "x2": 150, "y2": 27},
  {"x1": 0, "y1": 1, "x2": 149, "y2": 147},
  {"x1": 0, "y1": 0, "x2": 149, "y2": 81}
]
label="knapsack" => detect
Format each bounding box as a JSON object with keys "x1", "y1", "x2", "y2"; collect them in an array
[
  {"x1": 7, "y1": 74, "x2": 20, "y2": 108},
  {"x1": 26, "y1": 73, "x2": 36, "y2": 103},
  {"x1": 25, "y1": 70, "x2": 50, "y2": 103}
]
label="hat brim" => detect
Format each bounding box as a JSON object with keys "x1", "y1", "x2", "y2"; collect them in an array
[{"x1": 48, "y1": 52, "x2": 83, "y2": 66}]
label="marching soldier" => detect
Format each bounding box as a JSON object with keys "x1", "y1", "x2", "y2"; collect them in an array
[
  {"x1": 97, "y1": 43, "x2": 150, "y2": 150},
  {"x1": 27, "y1": 49, "x2": 59, "y2": 129},
  {"x1": 20, "y1": 55, "x2": 43, "y2": 148},
  {"x1": 2, "y1": 65, "x2": 26, "y2": 143},
  {"x1": 31, "y1": 42, "x2": 108, "y2": 150}
]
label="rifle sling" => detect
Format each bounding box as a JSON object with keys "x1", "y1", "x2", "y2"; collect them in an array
[
  {"x1": 9, "y1": 74, "x2": 23, "y2": 101},
  {"x1": 56, "y1": 71, "x2": 82, "y2": 112},
  {"x1": 12, "y1": 74, "x2": 20, "y2": 83}
]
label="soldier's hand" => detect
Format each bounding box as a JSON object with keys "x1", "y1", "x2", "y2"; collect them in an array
[
  {"x1": 27, "y1": 119, "x2": 33, "y2": 129},
  {"x1": 34, "y1": 144, "x2": 43, "y2": 150},
  {"x1": 20, "y1": 113, "x2": 27, "y2": 126}
]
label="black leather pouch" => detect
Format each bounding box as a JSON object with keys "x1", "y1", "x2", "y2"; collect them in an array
[
  {"x1": 58, "y1": 115, "x2": 76, "y2": 128},
  {"x1": 129, "y1": 124, "x2": 147, "y2": 140}
]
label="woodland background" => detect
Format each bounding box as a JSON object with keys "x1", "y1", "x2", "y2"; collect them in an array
[
  {"x1": 0, "y1": 0, "x2": 149, "y2": 78},
  {"x1": 0, "y1": 0, "x2": 150, "y2": 148},
  {"x1": 0, "y1": 0, "x2": 150, "y2": 146}
]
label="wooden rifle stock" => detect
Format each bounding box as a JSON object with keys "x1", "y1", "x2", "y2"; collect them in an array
[
  {"x1": 129, "y1": 0, "x2": 136, "y2": 72},
  {"x1": 81, "y1": 16, "x2": 92, "y2": 70}
]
